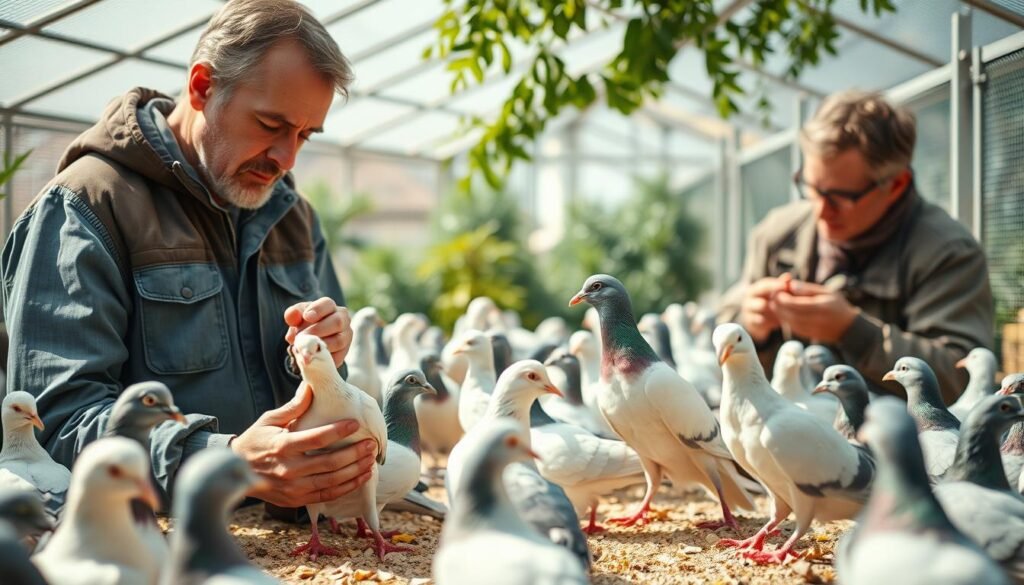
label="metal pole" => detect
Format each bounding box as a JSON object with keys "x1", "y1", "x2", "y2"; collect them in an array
[
  {"x1": 951, "y1": 9, "x2": 973, "y2": 229},
  {"x1": 971, "y1": 46, "x2": 986, "y2": 241},
  {"x1": 725, "y1": 127, "x2": 743, "y2": 286},
  {"x1": 3, "y1": 113, "x2": 13, "y2": 243},
  {"x1": 790, "y1": 93, "x2": 805, "y2": 201}
]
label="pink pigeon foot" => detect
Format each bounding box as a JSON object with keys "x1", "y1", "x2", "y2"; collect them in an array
[
  {"x1": 290, "y1": 530, "x2": 339, "y2": 562},
  {"x1": 582, "y1": 507, "x2": 606, "y2": 534},
  {"x1": 742, "y1": 547, "x2": 799, "y2": 565},
  {"x1": 607, "y1": 503, "x2": 651, "y2": 527},
  {"x1": 327, "y1": 517, "x2": 343, "y2": 535},
  {"x1": 695, "y1": 517, "x2": 739, "y2": 531},
  {"x1": 369, "y1": 530, "x2": 413, "y2": 560},
  {"x1": 717, "y1": 529, "x2": 770, "y2": 551}
]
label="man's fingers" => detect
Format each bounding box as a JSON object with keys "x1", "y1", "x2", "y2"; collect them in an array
[
  {"x1": 259, "y1": 383, "x2": 313, "y2": 426},
  {"x1": 311, "y1": 471, "x2": 374, "y2": 504},
  {"x1": 293, "y1": 441, "x2": 376, "y2": 476},
  {"x1": 787, "y1": 279, "x2": 830, "y2": 296},
  {"x1": 301, "y1": 297, "x2": 340, "y2": 322},
  {"x1": 300, "y1": 312, "x2": 345, "y2": 340},
  {"x1": 283, "y1": 419, "x2": 362, "y2": 452},
  {"x1": 284, "y1": 302, "x2": 311, "y2": 327}
]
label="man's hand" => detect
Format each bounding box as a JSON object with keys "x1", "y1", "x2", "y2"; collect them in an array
[
  {"x1": 230, "y1": 383, "x2": 376, "y2": 508},
  {"x1": 284, "y1": 297, "x2": 352, "y2": 368},
  {"x1": 738, "y1": 276, "x2": 788, "y2": 343},
  {"x1": 770, "y1": 279, "x2": 860, "y2": 343}
]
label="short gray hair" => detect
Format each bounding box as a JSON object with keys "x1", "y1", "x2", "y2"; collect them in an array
[
  {"x1": 191, "y1": 0, "x2": 353, "y2": 99},
  {"x1": 799, "y1": 90, "x2": 916, "y2": 179}
]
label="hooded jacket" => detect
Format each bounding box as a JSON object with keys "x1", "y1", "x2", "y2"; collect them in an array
[{"x1": 0, "y1": 88, "x2": 344, "y2": 503}]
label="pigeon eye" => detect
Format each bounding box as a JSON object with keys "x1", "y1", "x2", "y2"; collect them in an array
[
  {"x1": 527, "y1": 372, "x2": 539, "y2": 382},
  {"x1": 1000, "y1": 402, "x2": 1012, "y2": 413},
  {"x1": 505, "y1": 435, "x2": 519, "y2": 448},
  {"x1": 405, "y1": 376, "x2": 416, "y2": 385},
  {"x1": 590, "y1": 282, "x2": 603, "y2": 292},
  {"x1": 836, "y1": 373, "x2": 845, "y2": 381},
  {"x1": 108, "y1": 465, "x2": 123, "y2": 479},
  {"x1": 141, "y1": 395, "x2": 157, "y2": 407},
  {"x1": 11, "y1": 405, "x2": 21, "y2": 413}
]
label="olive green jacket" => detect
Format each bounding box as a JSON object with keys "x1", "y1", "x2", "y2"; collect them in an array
[{"x1": 717, "y1": 191, "x2": 994, "y2": 403}]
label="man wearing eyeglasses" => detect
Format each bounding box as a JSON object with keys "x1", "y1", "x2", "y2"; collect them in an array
[{"x1": 718, "y1": 90, "x2": 994, "y2": 402}]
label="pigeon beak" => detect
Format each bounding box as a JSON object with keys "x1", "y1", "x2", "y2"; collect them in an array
[
  {"x1": 138, "y1": 478, "x2": 161, "y2": 511},
  {"x1": 811, "y1": 383, "x2": 835, "y2": 395},
  {"x1": 166, "y1": 407, "x2": 187, "y2": 425},
  {"x1": 568, "y1": 292, "x2": 586, "y2": 307},
  {"x1": 26, "y1": 413, "x2": 44, "y2": 431},
  {"x1": 882, "y1": 370, "x2": 897, "y2": 382},
  {"x1": 544, "y1": 384, "x2": 563, "y2": 398},
  {"x1": 998, "y1": 385, "x2": 1013, "y2": 397},
  {"x1": 526, "y1": 447, "x2": 542, "y2": 461},
  {"x1": 955, "y1": 357, "x2": 969, "y2": 369},
  {"x1": 717, "y1": 345, "x2": 733, "y2": 366},
  {"x1": 420, "y1": 382, "x2": 438, "y2": 397}
]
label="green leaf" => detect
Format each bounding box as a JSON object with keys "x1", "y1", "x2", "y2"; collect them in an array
[{"x1": 0, "y1": 149, "x2": 32, "y2": 191}]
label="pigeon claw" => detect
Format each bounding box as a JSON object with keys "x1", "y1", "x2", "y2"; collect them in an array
[
  {"x1": 582, "y1": 522, "x2": 607, "y2": 535},
  {"x1": 695, "y1": 517, "x2": 739, "y2": 531},
  {"x1": 742, "y1": 548, "x2": 798, "y2": 565},
  {"x1": 370, "y1": 531, "x2": 412, "y2": 560},
  {"x1": 290, "y1": 536, "x2": 340, "y2": 562},
  {"x1": 607, "y1": 509, "x2": 651, "y2": 527}
]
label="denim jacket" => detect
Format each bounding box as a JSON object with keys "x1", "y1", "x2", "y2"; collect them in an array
[{"x1": 0, "y1": 88, "x2": 344, "y2": 503}]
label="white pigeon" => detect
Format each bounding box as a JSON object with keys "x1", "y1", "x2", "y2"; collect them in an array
[
  {"x1": 453, "y1": 330, "x2": 497, "y2": 433},
  {"x1": 570, "y1": 276, "x2": 759, "y2": 530},
  {"x1": 714, "y1": 323, "x2": 873, "y2": 564},
  {"x1": 32, "y1": 437, "x2": 162, "y2": 585},
  {"x1": 386, "y1": 313, "x2": 429, "y2": 381},
  {"x1": 534, "y1": 316, "x2": 570, "y2": 347},
  {"x1": 567, "y1": 330, "x2": 603, "y2": 416},
  {"x1": 934, "y1": 394, "x2": 1024, "y2": 581},
  {"x1": 770, "y1": 340, "x2": 838, "y2": 424},
  {"x1": 434, "y1": 419, "x2": 588, "y2": 585},
  {"x1": 345, "y1": 306, "x2": 386, "y2": 408},
  {"x1": 288, "y1": 333, "x2": 394, "y2": 561},
  {"x1": 0, "y1": 392, "x2": 71, "y2": 519},
  {"x1": 581, "y1": 307, "x2": 602, "y2": 356},
  {"x1": 837, "y1": 397, "x2": 1009, "y2": 585},
  {"x1": 446, "y1": 297, "x2": 500, "y2": 384},
  {"x1": 662, "y1": 302, "x2": 721, "y2": 406},
  {"x1": 949, "y1": 347, "x2": 999, "y2": 423},
  {"x1": 883, "y1": 357, "x2": 961, "y2": 482}
]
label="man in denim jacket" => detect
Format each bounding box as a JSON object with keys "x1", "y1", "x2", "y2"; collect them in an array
[{"x1": 0, "y1": 0, "x2": 377, "y2": 508}]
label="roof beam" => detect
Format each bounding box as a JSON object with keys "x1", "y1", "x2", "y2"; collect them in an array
[
  {"x1": 829, "y1": 13, "x2": 944, "y2": 67},
  {"x1": 960, "y1": 0, "x2": 1024, "y2": 28},
  {"x1": 0, "y1": 0, "x2": 102, "y2": 48}
]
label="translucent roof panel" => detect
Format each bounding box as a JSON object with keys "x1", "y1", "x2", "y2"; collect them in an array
[
  {"x1": 320, "y1": 97, "x2": 415, "y2": 145},
  {"x1": 299, "y1": 0, "x2": 377, "y2": 21},
  {"x1": 0, "y1": 0, "x2": 76, "y2": 25},
  {"x1": 379, "y1": 63, "x2": 452, "y2": 106},
  {"x1": 28, "y1": 59, "x2": 184, "y2": 120},
  {"x1": 326, "y1": 0, "x2": 446, "y2": 58},
  {"x1": 45, "y1": 0, "x2": 220, "y2": 52},
  {"x1": 357, "y1": 110, "x2": 462, "y2": 154},
  {"x1": 144, "y1": 25, "x2": 206, "y2": 64},
  {"x1": 0, "y1": 36, "x2": 109, "y2": 105},
  {"x1": 347, "y1": 29, "x2": 436, "y2": 94}
]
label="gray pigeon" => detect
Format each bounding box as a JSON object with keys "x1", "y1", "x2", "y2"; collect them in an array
[
  {"x1": 0, "y1": 489, "x2": 53, "y2": 543},
  {"x1": 0, "y1": 392, "x2": 71, "y2": 519},
  {"x1": 996, "y1": 373, "x2": 1024, "y2": 493},
  {"x1": 813, "y1": 365, "x2": 871, "y2": 443},
  {"x1": 949, "y1": 348, "x2": 999, "y2": 423},
  {"x1": 934, "y1": 394, "x2": 1024, "y2": 582},
  {"x1": 163, "y1": 448, "x2": 276, "y2": 585},
  {"x1": 0, "y1": 516, "x2": 48, "y2": 585},
  {"x1": 836, "y1": 397, "x2": 1008, "y2": 585},
  {"x1": 883, "y1": 357, "x2": 960, "y2": 482},
  {"x1": 102, "y1": 382, "x2": 187, "y2": 446},
  {"x1": 488, "y1": 331, "x2": 514, "y2": 378},
  {"x1": 801, "y1": 344, "x2": 838, "y2": 391},
  {"x1": 433, "y1": 418, "x2": 588, "y2": 585}
]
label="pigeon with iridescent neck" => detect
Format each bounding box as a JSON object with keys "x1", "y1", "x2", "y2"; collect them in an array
[
  {"x1": 434, "y1": 419, "x2": 587, "y2": 585},
  {"x1": 446, "y1": 361, "x2": 591, "y2": 569},
  {"x1": 949, "y1": 348, "x2": 999, "y2": 423},
  {"x1": 883, "y1": 357, "x2": 960, "y2": 482},
  {"x1": 836, "y1": 397, "x2": 1008, "y2": 585},
  {"x1": 102, "y1": 381, "x2": 186, "y2": 568},
  {"x1": 0, "y1": 392, "x2": 70, "y2": 519},
  {"x1": 934, "y1": 394, "x2": 1024, "y2": 581},
  {"x1": 453, "y1": 330, "x2": 497, "y2": 433},
  {"x1": 33, "y1": 437, "x2": 162, "y2": 585},
  {"x1": 813, "y1": 365, "x2": 871, "y2": 444},
  {"x1": 163, "y1": 448, "x2": 274, "y2": 585},
  {"x1": 345, "y1": 307, "x2": 386, "y2": 408},
  {"x1": 288, "y1": 332, "x2": 395, "y2": 562},
  {"x1": 995, "y1": 374, "x2": 1024, "y2": 495},
  {"x1": 569, "y1": 276, "x2": 758, "y2": 530},
  {"x1": 715, "y1": 323, "x2": 873, "y2": 564}
]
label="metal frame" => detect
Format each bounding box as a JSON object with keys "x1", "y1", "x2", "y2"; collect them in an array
[
  {"x1": 961, "y1": 0, "x2": 1024, "y2": 29},
  {"x1": 951, "y1": 9, "x2": 973, "y2": 230}
]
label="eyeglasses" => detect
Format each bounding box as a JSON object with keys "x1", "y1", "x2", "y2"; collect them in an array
[{"x1": 792, "y1": 168, "x2": 898, "y2": 208}]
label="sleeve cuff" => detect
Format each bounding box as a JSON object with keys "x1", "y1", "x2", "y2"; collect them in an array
[
  {"x1": 182, "y1": 430, "x2": 236, "y2": 456},
  {"x1": 837, "y1": 311, "x2": 885, "y2": 366}
]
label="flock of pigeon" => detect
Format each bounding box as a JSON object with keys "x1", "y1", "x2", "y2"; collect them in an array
[{"x1": 1, "y1": 273, "x2": 1023, "y2": 584}]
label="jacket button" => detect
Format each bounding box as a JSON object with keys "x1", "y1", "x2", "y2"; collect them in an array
[{"x1": 181, "y1": 287, "x2": 194, "y2": 299}]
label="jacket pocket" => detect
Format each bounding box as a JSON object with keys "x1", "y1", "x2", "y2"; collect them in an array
[
  {"x1": 134, "y1": 263, "x2": 229, "y2": 375},
  {"x1": 266, "y1": 262, "x2": 319, "y2": 303}
]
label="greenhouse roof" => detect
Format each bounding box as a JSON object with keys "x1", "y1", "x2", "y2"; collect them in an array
[{"x1": 1, "y1": 0, "x2": 1021, "y2": 162}]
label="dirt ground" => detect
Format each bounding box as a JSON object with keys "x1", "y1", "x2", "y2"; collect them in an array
[{"x1": 215, "y1": 482, "x2": 851, "y2": 585}]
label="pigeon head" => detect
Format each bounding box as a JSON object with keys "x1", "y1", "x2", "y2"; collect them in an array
[
  {"x1": 712, "y1": 323, "x2": 757, "y2": 366},
  {"x1": 955, "y1": 347, "x2": 998, "y2": 376},
  {"x1": 109, "y1": 382, "x2": 186, "y2": 434},
  {"x1": 543, "y1": 349, "x2": 583, "y2": 405},
  {"x1": 352, "y1": 306, "x2": 386, "y2": 334},
  {"x1": 489, "y1": 360, "x2": 562, "y2": 419},
  {"x1": 813, "y1": 365, "x2": 869, "y2": 400},
  {"x1": 997, "y1": 373, "x2": 1024, "y2": 396},
  {"x1": 882, "y1": 357, "x2": 939, "y2": 396},
  {"x1": 567, "y1": 330, "x2": 597, "y2": 359},
  {"x1": 803, "y1": 345, "x2": 837, "y2": 374},
  {"x1": 465, "y1": 297, "x2": 498, "y2": 330},
  {"x1": 1, "y1": 392, "x2": 44, "y2": 432},
  {"x1": 661, "y1": 303, "x2": 688, "y2": 326},
  {"x1": 419, "y1": 352, "x2": 443, "y2": 377},
  {"x1": 543, "y1": 347, "x2": 576, "y2": 370},
  {"x1": 291, "y1": 332, "x2": 332, "y2": 373},
  {"x1": 0, "y1": 491, "x2": 53, "y2": 538},
  {"x1": 535, "y1": 317, "x2": 569, "y2": 345},
  {"x1": 451, "y1": 330, "x2": 492, "y2": 361},
  {"x1": 394, "y1": 313, "x2": 429, "y2": 340},
  {"x1": 174, "y1": 448, "x2": 260, "y2": 520},
  {"x1": 463, "y1": 418, "x2": 538, "y2": 485},
  {"x1": 962, "y1": 394, "x2": 1024, "y2": 434},
  {"x1": 569, "y1": 274, "x2": 629, "y2": 310},
  {"x1": 385, "y1": 369, "x2": 436, "y2": 402},
  {"x1": 773, "y1": 340, "x2": 805, "y2": 377},
  {"x1": 73, "y1": 437, "x2": 160, "y2": 510}
]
